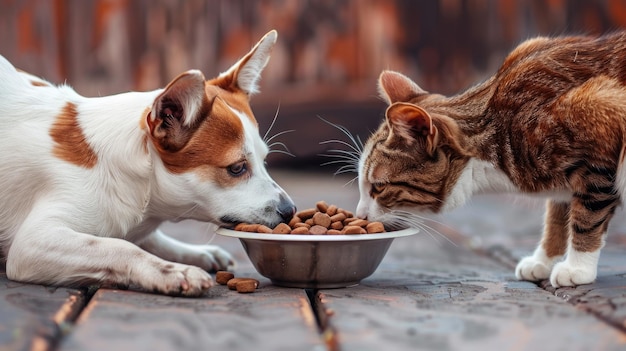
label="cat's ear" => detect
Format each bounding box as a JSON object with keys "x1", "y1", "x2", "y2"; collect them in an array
[
  {"x1": 386, "y1": 102, "x2": 439, "y2": 155},
  {"x1": 378, "y1": 70, "x2": 427, "y2": 104}
]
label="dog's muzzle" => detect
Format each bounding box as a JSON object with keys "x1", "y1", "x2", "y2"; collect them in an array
[
  {"x1": 277, "y1": 194, "x2": 297, "y2": 223},
  {"x1": 218, "y1": 194, "x2": 296, "y2": 228}
]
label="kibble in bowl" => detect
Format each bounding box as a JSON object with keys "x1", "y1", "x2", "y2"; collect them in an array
[
  {"x1": 217, "y1": 201, "x2": 419, "y2": 288},
  {"x1": 235, "y1": 201, "x2": 386, "y2": 235}
]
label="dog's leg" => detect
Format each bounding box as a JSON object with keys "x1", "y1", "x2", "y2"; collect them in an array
[
  {"x1": 7, "y1": 221, "x2": 214, "y2": 296},
  {"x1": 137, "y1": 229, "x2": 234, "y2": 272}
]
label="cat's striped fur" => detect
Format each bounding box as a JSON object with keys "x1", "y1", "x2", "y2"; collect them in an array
[{"x1": 357, "y1": 31, "x2": 626, "y2": 287}]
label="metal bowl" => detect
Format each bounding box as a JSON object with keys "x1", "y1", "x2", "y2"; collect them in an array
[{"x1": 216, "y1": 228, "x2": 419, "y2": 288}]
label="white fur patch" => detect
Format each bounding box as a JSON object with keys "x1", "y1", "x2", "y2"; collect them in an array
[
  {"x1": 356, "y1": 141, "x2": 378, "y2": 219},
  {"x1": 442, "y1": 159, "x2": 518, "y2": 211},
  {"x1": 515, "y1": 246, "x2": 561, "y2": 281},
  {"x1": 550, "y1": 247, "x2": 601, "y2": 287},
  {"x1": 443, "y1": 158, "x2": 572, "y2": 212}
]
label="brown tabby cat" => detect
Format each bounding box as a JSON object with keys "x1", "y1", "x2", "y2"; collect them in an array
[{"x1": 356, "y1": 31, "x2": 626, "y2": 287}]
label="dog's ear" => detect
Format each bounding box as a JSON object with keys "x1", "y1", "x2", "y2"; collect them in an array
[
  {"x1": 212, "y1": 30, "x2": 277, "y2": 96},
  {"x1": 148, "y1": 70, "x2": 209, "y2": 151}
]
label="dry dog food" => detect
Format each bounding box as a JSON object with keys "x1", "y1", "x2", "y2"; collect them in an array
[
  {"x1": 235, "y1": 201, "x2": 386, "y2": 235},
  {"x1": 234, "y1": 279, "x2": 259, "y2": 293},
  {"x1": 216, "y1": 271, "x2": 260, "y2": 294},
  {"x1": 215, "y1": 271, "x2": 235, "y2": 285}
]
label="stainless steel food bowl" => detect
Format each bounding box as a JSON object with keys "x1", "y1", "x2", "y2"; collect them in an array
[{"x1": 216, "y1": 228, "x2": 419, "y2": 288}]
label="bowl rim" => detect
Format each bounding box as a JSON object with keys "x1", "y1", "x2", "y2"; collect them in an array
[{"x1": 216, "y1": 227, "x2": 419, "y2": 241}]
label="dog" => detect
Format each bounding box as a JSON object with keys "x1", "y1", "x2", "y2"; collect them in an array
[{"x1": 0, "y1": 30, "x2": 295, "y2": 296}]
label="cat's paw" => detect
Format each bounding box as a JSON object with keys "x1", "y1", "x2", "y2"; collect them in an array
[
  {"x1": 515, "y1": 256, "x2": 552, "y2": 281},
  {"x1": 549, "y1": 261, "x2": 597, "y2": 287}
]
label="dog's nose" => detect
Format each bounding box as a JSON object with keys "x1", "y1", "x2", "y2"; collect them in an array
[{"x1": 277, "y1": 195, "x2": 296, "y2": 223}]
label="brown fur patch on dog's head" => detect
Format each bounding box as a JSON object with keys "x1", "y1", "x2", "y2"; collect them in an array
[{"x1": 145, "y1": 30, "x2": 278, "y2": 185}]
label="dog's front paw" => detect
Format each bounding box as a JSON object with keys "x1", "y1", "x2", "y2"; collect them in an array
[
  {"x1": 192, "y1": 245, "x2": 235, "y2": 272},
  {"x1": 155, "y1": 263, "x2": 214, "y2": 297},
  {"x1": 515, "y1": 256, "x2": 552, "y2": 281},
  {"x1": 550, "y1": 261, "x2": 597, "y2": 288}
]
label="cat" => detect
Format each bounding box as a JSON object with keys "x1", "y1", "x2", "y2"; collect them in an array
[{"x1": 356, "y1": 31, "x2": 626, "y2": 288}]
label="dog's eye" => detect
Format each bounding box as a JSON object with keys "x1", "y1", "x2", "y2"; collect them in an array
[{"x1": 227, "y1": 161, "x2": 247, "y2": 177}]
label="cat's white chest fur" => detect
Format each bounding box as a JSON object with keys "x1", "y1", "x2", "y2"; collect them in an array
[{"x1": 442, "y1": 158, "x2": 572, "y2": 212}]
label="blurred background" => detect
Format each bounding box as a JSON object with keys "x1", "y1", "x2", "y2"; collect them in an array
[{"x1": 2, "y1": 0, "x2": 626, "y2": 169}]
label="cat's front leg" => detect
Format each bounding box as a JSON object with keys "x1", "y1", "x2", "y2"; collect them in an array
[
  {"x1": 516, "y1": 200, "x2": 569, "y2": 281},
  {"x1": 549, "y1": 191, "x2": 617, "y2": 287}
]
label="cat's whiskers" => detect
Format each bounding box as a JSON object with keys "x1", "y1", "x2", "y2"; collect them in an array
[
  {"x1": 320, "y1": 150, "x2": 360, "y2": 171},
  {"x1": 343, "y1": 175, "x2": 359, "y2": 187},
  {"x1": 318, "y1": 117, "x2": 364, "y2": 180},
  {"x1": 320, "y1": 139, "x2": 362, "y2": 155},
  {"x1": 319, "y1": 116, "x2": 364, "y2": 153},
  {"x1": 378, "y1": 210, "x2": 458, "y2": 247},
  {"x1": 413, "y1": 213, "x2": 460, "y2": 235}
]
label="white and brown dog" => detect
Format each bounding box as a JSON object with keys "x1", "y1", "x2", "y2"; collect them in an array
[{"x1": 0, "y1": 30, "x2": 295, "y2": 296}]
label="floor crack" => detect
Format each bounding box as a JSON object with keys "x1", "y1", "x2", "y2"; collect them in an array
[
  {"x1": 37, "y1": 285, "x2": 97, "y2": 351},
  {"x1": 306, "y1": 289, "x2": 340, "y2": 351}
]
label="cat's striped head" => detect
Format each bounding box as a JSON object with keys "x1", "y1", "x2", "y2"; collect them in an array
[{"x1": 356, "y1": 71, "x2": 470, "y2": 221}]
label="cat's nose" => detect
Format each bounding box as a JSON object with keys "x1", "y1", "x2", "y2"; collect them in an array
[
  {"x1": 277, "y1": 194, "x2": 296, "y2": 222},
  {"x1": 356, "y1": 199, "x2": 368, "y2": 219}
]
